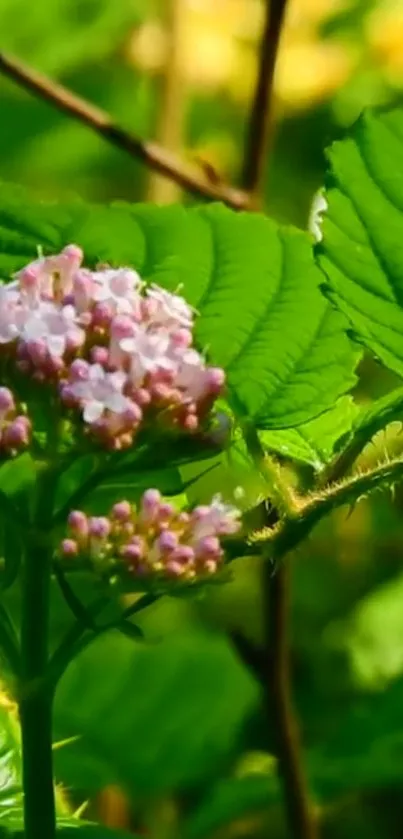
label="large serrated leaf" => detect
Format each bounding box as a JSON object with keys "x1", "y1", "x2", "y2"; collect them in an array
[
  {"x1": 0, "y1": 184, "x2": 356, "y2": 430},
  {"x1": 318, "y1": 107, "x2": 403, "y2": 376}
]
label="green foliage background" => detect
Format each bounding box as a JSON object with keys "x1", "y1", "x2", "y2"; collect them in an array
[{"x1": 1, "y1": 2, "x2": 403, "y2": 839}]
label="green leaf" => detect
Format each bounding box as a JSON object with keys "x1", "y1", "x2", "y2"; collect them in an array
[
  {"x1": 0, "y1": 492, "x2": 24, "y2": 591},
  {"x1": 56, "y1": 828, "x2": 141, "y2": 839},
  {"x1": 0, "y1": 184, "x2": 356, "y2": 429},
  {"x1": 260, "y1": 395, "x2": 358, "y2": 470},
  {"x1": 350, "y1": 386, "x2": 403, "y2": 450},
  {"x1": 319, "y1": 106, "x2": 403, "y2": 376},
  {"x1": 185, "y1": 774, "x2": 279, "y2": 839},
  {"x1": 0, "y1": 0, "x2": 144, "y2": 78},
  {"x1": 328, "y1": 570, "x2": 403, "y2": 691},
  {"x1": 308, "y1": 675, "x2": 403, "y2": 798},
  {"x1": 53, "y1": 631, "x2": 258, "y2": 795},
  {"x1": 0, "y1": 698, "x2": 21, "y2": 809}
]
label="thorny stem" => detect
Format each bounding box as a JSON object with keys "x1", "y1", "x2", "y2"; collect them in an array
[
  {"x1": 240, "y1": 0, "x2": 289, "y2": 200},
  {"x1": 254, "y1": 455, "x2": 403, "y2": 559},
  {"x1": 0, "y1": 51, "x2": 248, "y2": 210}
]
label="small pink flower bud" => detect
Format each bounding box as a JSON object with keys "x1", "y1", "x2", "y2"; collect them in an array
[
  {"x1": 111, "y1": 501, "x2": 132, "y2": 522},
  {"x1": 171, "y1": 545, "x2": 195, "y2": 564},
  {"x1": 171, "y1": 328, "x2": 192, "y2": 348},
  {"x1": 68, "y1": 510, "x2": 88, "y2": 537},
  {"x1": 159, "y1": 502, "x2": 174, "y2": 519},
  {"x1": 73, "y1": 270, "x2": 93, "y2": 312},
  {"x1": 120, "y1": 543, "x2": 142, "y2": 562},
  {"x1": 62, "y1": 244, "x2": 83, "y2": 265},
  {"x1": 90, "y1": 346, "x2": 109, "y2": 366},
  {"x1": 157, "y1": 530, "x2": 178, "y2": 552},
  {"x1": 112, "y1": 315, "x2": 135, "y2": 339},
  {"x1": 3, "y1": 416, "x2": 31, "y2": 448},
  {"x1": 88, "y1": 516, "x2": 111, "y2": 539},
  {"x1": 0, "y1": 387, "x2": 15, "y2": 413},
  {"x1": 26, "y1": 339, "x2": 47, "y2": 366},
  {"x1": 92, "y1": 302, "x2": 113, "y2": 327},
  {"x1": 69, "y1": 358, "x2": 90, "y2": 381},
  {"x1": 141, "y1": 489, "x2": 161, "y2": 509},
  {"x1": 206, "y1": 367, "x2": 225, "y2": 393},
  {"x1": 195, "y1": 536, "x2": 221, "y2": 556},
  {"x1": 61, "y1": 538, "x2": 79, "y2": 557},
  {"x1": 121, "y1": 403, "x2": 142, "y2": 425}
]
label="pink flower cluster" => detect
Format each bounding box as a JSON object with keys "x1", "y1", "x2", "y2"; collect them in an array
[
  {"x1": 0, "y1": 387, "x2": 31, "y2": 455},
  {"x1": 0, "y1": 246, "x2": 225, "y2": 448},
  {"x1": 60, "y1": 489, "x2": 241, "y2": 583}
]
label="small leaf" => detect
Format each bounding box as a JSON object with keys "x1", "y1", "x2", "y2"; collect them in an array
[
  {"x1": 260, "y1": 395, "x2": 358, "y2": 470},
  {"x1": 351, "y1": 386, "x2": 403, "y2": 449},
  {"x1": 318, "y1": 106, "x2": 403, "y2": 376}
]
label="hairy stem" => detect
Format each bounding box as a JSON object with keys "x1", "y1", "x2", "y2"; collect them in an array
[
  {"x1": 264, "y1": 561, "x2": 318, "y2": 839},
  {"x1": 254, "y1": 455, "x2": 403, "y2": 560},
  {"x1": 241, "y1": 0, "x2": 289, "y2": 200},
  {"x1": 19, "y1": 466, "x2": 58, "y2": 839}
]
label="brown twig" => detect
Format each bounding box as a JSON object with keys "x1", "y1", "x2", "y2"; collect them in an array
[
  {"x1": 244, "y1": 427, "x2": 317, "y2": 839},
  {"x1": 0, "y1": 51, "x2": 249, "y2": 210},
  {"x1": 240, "y1": 0, "x2": 289, "y2": 200},
  {"x1": 264, "y1": 562, "x2": 318, "y2": 839}
]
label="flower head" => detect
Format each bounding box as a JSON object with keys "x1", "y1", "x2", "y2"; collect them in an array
[
  {"x1": 59, "y1": 489, "x2": 240, "y2": 586},
  {"x1": 0, "y1": 246, "x2": 225, "y2": 452}
]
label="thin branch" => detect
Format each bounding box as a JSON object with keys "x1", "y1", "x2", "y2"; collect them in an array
[
  {"x1": 0, "y1": 51, "x2": 249, "y2": 210},
  {"x1": 53, "y1": 564, "x2": 99, "y2": 631},
  {"x1": 240, "y1": 0, "x2": 289, "y2": 199},
  {"x1": 264, "y1": 562, "x2": 318, "y2": 839},
  {"x1": 48, "y1": 592, "x2": 154, "y2": 688}
]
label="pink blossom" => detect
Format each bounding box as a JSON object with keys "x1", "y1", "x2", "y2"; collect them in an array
[
  {"x1": 145, "y1": 285, "x2": 194, "y2": 329},
  {"x1": 67, "y1": 363, "x2": 131, "y2": 424},
  {"x1": 92, "y1": 268, "x2": 142, "y2": 316},
  {"x1": 21, "y1": 302, "x2": 84, "y2": 359}
]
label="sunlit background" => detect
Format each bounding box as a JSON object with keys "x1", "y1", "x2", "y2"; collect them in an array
[{"x1": 2, "y1": 2, "x2": 403, "y2": 838}]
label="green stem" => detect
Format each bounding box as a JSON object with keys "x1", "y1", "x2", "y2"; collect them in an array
[{"x1": 19, "y1": 465, "x2": 58, "y2": 839}]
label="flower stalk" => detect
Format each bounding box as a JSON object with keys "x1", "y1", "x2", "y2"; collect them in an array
[{"x1": 19, "y1": 465, "x2": 59, "y2": 839}]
